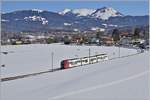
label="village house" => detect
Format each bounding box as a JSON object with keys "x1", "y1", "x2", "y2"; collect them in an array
[{"x1": 101, "y1": 36, "x2": 114, "y2": 46}]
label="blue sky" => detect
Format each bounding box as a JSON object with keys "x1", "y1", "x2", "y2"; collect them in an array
[{"x1": 2, "y1": 1, "x2": 149, "y2": 16}]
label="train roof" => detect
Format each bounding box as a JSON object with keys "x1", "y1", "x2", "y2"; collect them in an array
[{"x1": 63, "y1": 53, "x2": 107, "y2": 61}]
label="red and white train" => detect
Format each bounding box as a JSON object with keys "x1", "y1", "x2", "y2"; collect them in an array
[{"x1": 61, "y1": 54, "x2": 108, "y2": 69}]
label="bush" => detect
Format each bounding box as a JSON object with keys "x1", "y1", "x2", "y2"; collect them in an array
[{"x1": 46, "y1": 38, "x2": 54, "y2": 44}]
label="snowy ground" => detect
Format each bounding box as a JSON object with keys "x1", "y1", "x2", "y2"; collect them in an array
[
  {"x1": 1, "y1": 45, "x2": 149, "y2": 100},
  {"x1": 1, "y1": 43, "x2": 137, "y2": 78}
]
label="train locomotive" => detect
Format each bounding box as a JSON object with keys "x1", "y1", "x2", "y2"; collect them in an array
[{"x1": 61, "y1": 54, "x2": 108, "y2": 69}]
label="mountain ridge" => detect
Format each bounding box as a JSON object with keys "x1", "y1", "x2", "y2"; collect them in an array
[
  {"x1": 59, "y1": 7, "x2": 124, "y2": 20},
  {"x1": 1, "y1": 7, "x2": 149, "y2": 33}
]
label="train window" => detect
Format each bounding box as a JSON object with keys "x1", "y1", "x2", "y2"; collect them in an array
[
  {"x1": 61, "y1": 61, "x2": 64, "y2": 68},
  {"x1": 90, "y1": 58, "x2": 97, "y2": 61},
  {"x1": 76, "y1": 60, "x2": 81, "y2": 64},
  {"x1": 82, "y1": 59, "x2": 88, "y2": 62},
  {"x1": 70, "y1": 62, "x2": 75, "y2": 65},
  {"x1": 70, "y1": 59, "x2": 78, "y2": 65},
  {"x1": 74, "y1": 61, "x2": 78, "y2": 64}
]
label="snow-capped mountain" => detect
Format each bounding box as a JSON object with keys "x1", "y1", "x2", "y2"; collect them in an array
[
  {"x1": 91, "y1": 7, "x2": 123, "y2": 20},
  {"x1": 59, "y1": 8, "x2": 96, "y2": 17},
  {"x1": 1, "y1": 7, "x2": 149, "y2": 33},
  {"x1": 59, "y1": 7, "x2": 123, "y2": 20}
]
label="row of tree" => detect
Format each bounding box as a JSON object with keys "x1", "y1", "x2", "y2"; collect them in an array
[{"x1": 111, "y1": 28, "x2": 148, "y2": 44}]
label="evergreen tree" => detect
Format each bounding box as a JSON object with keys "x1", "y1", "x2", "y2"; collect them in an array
[
  {"x1": 64, "y1": 36, "x2": 71, "y2": 44},
  {"x1": 143, "y1": 30, "x2": 149, "y2": 40},
  {"x1": 133, "y1": 28, "x2": 141, "y2": 39},
  {"x1": 96, "y1": 30, "x2": 103, "y2": 39},
  {"x1": 112, "y1": 28, "x2": 120, "y2": 43}
]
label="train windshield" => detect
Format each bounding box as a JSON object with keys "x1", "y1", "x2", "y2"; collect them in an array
[{"x1": 61, "y1": 61, "x2": 64, "y2": 69}]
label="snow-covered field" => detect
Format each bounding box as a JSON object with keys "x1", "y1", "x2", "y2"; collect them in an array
[
  {"x1": 1, "y1": 43, "x2": 137, "y2": 78},
  {"x1": 1, "y1": 43, "x2": 149, "y2": 100}
]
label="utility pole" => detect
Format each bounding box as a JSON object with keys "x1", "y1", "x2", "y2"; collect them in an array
[
  {"x1": 51, "y1": 52, "x2": 54, "y2": 72},
  {"x1": 95, "y1": 52, "x2": 98, "y2": 62},
  {"x1": 89, "y1": 48, "x2": 91, "y2": 64},
  {"x1": 119, "y1": 46, "x2": 120, "y2": 58},
  {"x1": 118, "y1": 40, "x2": 121, "y2": 58}
]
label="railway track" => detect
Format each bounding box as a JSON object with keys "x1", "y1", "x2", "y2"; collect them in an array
[
  {"x1": 1, "y1": 51, "x2": 143, "y2": 82},
  {"x1": 1, "y1": 68, "x2": 61, "y2": 82}
]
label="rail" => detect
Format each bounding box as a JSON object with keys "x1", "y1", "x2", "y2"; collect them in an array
[{"x1": 1, "y1": 48, "x2": 144, "y2": 82}]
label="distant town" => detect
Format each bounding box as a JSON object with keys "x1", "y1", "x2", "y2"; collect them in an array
[{"x1": 1, "y1": 26, "x2": 149, "y2": 50}]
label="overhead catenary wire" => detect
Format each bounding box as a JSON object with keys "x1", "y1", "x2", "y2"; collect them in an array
[{"x1": 1, "y1": 51, "x2": 143, "y2": 82}]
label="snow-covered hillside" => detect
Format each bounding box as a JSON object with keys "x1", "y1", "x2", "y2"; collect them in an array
[
  {"x1": 1, "y1": 46, "x2": 149, "y2": 100},
  {"x1": 59, "y1": 8, "x2": 96, "y2": 17},
  {"x1": 24, "y1": 16, "x2": 48, "y2": 25},
  {"x1": 31, "y1": 9, "x2": 44, "y2": 13},
  {"x1": 1, "y1": 43, "x2": 137, "y2": 78}
]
